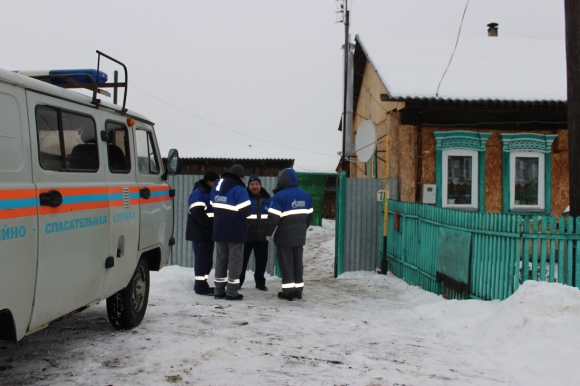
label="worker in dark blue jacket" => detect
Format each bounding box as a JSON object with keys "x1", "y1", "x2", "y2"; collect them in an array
[
  {"x1": 186, "y1": 171, "x2": 219, "y2": 296},
  {"x1": 265, "y1": 168, "x2": 313, "y2": 301},
  {"x1": 210, "y1": 164, "x2": 252, "y2": 300},
  {"x1": 240, "y1": 175, "x2": 271, "y2": 291}
]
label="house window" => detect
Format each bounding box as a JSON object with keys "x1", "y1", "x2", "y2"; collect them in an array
[
  {"x1": 500, "y1": 133, "x2": 556, "y2": 213},
  {"x1": 511, "y1": 152, "x2": 544, "y2": 209},
  {"x1": 434, "y1": 131, "x2": 491, "y2": 211},
  {"x1": 442, "y1": 149, "x2": 478, "y2": 209}
]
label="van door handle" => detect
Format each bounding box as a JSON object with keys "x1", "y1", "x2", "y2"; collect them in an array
[
  {"x1": 140, "y1": 187, "x2": 151, "y2": 199},
  {"x1": 39, "y1": 190, "x2": 63, "y2": 207}
]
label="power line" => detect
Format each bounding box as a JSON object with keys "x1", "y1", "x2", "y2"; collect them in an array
[
  {"x1": 436, "y1": 0, "x2": 470, "y2": 98},
  {"x1": 129, "y1": 82, "x2": 336, "y2": 157}
]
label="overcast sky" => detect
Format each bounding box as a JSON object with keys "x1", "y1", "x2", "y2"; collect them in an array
[{"x1": 2, "y1": 1, "x2": 565, "y2": 172}]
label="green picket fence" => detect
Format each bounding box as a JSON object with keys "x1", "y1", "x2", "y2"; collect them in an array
[{"x1": 386, "y1": 200, "x2": 580, "y2": 300}]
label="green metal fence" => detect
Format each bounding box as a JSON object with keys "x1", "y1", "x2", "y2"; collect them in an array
[{"x1": 386, "y1": 200, "x2": 580, "y2": 300}]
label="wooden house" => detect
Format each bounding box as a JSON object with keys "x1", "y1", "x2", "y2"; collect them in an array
[{"x1": 348, "y1": 32, "x2": 569, "y2": 215}]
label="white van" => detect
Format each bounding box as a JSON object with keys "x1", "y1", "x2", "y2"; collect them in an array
[{"x1": 0, "y1": 53, "x2": 179, "y2": 342}]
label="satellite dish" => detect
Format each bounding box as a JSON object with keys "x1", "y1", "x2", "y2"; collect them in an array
[{"x1": 355, "y1": 120, "x2": 377, "y2": 163}]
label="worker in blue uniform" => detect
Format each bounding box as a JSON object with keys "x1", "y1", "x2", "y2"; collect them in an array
[
  {"x1": 240, "y1": 175, "x2": 271, "y2": 291},
  {"x1": 210, "y1": 164, "x2": 252, "y2": 301},
  {"x1": 186, "y1": 171, "x2": 219, "y2": 296},
  {"x1": 266, "y1": 168, "x2": 313, "y2": 301}
]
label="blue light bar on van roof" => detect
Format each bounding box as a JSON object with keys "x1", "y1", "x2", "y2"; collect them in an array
[{"x1": 14, "y1": 69, "x2": 108, "y2": 86}]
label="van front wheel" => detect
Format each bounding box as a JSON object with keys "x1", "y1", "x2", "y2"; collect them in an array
[{"x1": 106, "y1": 257, "x2": 150, "y2": 330}]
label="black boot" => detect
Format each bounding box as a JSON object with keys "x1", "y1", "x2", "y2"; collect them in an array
[
  {"x1": 225, "y1": 294, "x2": 244, "y2": 301},
  {"x1": 277, "y1": 291, "x2": 296, "y2": 301},
  {"x1": 196, "y1": 288, "x2": 215, "y2": 296},
  {"x1": 256, "y1": 285, "x2": 268, "y2": 291}
]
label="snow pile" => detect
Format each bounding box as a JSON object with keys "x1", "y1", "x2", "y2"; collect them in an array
[{"x1": 413, "y1": 280, "x2": 580, "y2": 384}]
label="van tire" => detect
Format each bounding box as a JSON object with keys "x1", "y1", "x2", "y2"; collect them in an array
[{"x1": 106, "y1": 257, "x2": 150, "y2": 330}]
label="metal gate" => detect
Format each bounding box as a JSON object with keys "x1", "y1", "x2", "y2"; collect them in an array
[{"x1": 335, "y1": 172, "x2": 385, "y2": 275}]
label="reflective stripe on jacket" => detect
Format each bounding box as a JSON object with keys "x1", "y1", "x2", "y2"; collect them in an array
[
  {"x1": 246, "y1": 187, "x2": 271, "y2": 242},
  {"x1": 186, "y1": 179, "x2": 214, "y2": 242},
  {"x1": 266, "y1": 168, "x2": 313, "y2": 247},
  {"x1": 210, "y1": 172, "x2": 252, "y2": 243}
]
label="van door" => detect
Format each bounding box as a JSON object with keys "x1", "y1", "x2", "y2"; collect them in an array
[
  {"x1": 101, "y1": 118, "x2": 141, "y2": 298},
  {"x1": 134, "y1": 126, "x2": 172, "y2": 266},
  {"x1": 0, "y1": 82, "x2": 38, "y2": 341},
  {"x1": 26, "y1": 91, "x2": 109, "y2": 332}
]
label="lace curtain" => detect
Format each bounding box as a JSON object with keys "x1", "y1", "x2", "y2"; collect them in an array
[
  {"x1": 515, "y1": 157, "x2": 538, "y2": 186},
  {"x1": 447, "y1": 156, "x2": 471, "y2": 185}
]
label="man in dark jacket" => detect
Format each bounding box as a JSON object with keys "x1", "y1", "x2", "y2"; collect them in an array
[
  {"x1": 266, "y1": 168, "x2": 313, "y2": 301},
  {"x1": 240, "y1": 175, "x2": 271, "y2": 291},
  {"x1": 210, "y1": 164, "x2": 252, "y2": 300},
  {"x1": 186, "y1": 171, "x2": 219, "y2": 296}
]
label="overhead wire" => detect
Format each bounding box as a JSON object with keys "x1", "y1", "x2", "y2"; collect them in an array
[
  {"x1": 435, "y1": 0, "x2": 470, "y2": 98},
  {"x1": 129, "y1": 82, "x2": 337, "y2": 157}
]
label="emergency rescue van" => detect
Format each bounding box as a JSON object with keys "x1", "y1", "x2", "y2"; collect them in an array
[{"x1": 0, "y1": 52, "x2": 179, "y2": 342}]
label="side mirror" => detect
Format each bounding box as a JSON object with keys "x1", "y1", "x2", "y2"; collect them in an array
[{"x1": 166, "y1": 148, "x2": 179, "y2": 176}]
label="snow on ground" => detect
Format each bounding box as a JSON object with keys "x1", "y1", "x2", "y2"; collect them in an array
[{"x1": 2, "y1": 219, "x2": 580, "y2": 385}]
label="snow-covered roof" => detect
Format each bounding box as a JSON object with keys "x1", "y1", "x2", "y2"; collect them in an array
[{"x1": 357, "y1": 34, "x2": 566, "y2": 102}]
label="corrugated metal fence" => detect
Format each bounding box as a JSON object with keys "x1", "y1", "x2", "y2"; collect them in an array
[
  {"x1": 168, "y1": 175, "x2": 278, "y2": 275},
  {"x1": 336, "y1": 172, "x2": 386, "y2": 275},
  {"x1": 344, "y1": 178, "x2": 385, "y2": 272}
]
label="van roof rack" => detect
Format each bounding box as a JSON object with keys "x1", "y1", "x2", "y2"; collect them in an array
[{"x1": 15, "y1": 50, "x2": 129, "y2": 114}]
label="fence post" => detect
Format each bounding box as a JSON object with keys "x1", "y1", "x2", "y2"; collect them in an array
[{"x1": 335, "y1": 171, "x2": 347, "y2": 277}]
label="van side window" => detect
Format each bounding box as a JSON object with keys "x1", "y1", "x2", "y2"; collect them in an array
[
  {"x1": 135, "y1": 129, "x2": 160, "y2": 174},
  {"x1": 105, "y1": 121, "x2": 131, "y2": 173},
  {"x1": 36, "y1": 106, "x2": 98, "y2": 171}
]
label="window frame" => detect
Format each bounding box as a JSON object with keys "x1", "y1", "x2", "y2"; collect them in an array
[
  {"x1": 509, "y1": 151, "x2": 545, "y2": 211},
  {"x1": 434, "y1": 131, "x2": 490, "y2": 212},
  {"x1": 442, "y1": 148, "x2": 479, "y2": 210},
  {"x1": 135, "y1": 128, "x2": 160, "y2": 175},
  {"x1": 499, "y1": 133, "x2": 556, "y2": 214},
  {"x1": 105, "y1": 120, "x2": 131, "y2": 174},
  {"x1": 35, "y1": 105, "x2": 99, "y2": 172}
]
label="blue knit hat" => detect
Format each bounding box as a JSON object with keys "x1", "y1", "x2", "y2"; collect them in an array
[{"x1": 248, "y1": 175, "x2": 261, "y2": 184}]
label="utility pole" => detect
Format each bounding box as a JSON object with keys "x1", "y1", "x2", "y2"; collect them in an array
[
  {"x1": 565, "y1": 0, "x2": 580, "y2": 216},
  {"x1": 341, "y1": 0, "x2": 350, "y2": 176}
]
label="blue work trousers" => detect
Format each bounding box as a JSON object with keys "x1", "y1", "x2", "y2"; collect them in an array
[{"x1": 193, "y1": 241, "x2": 214, "y2": 293}]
